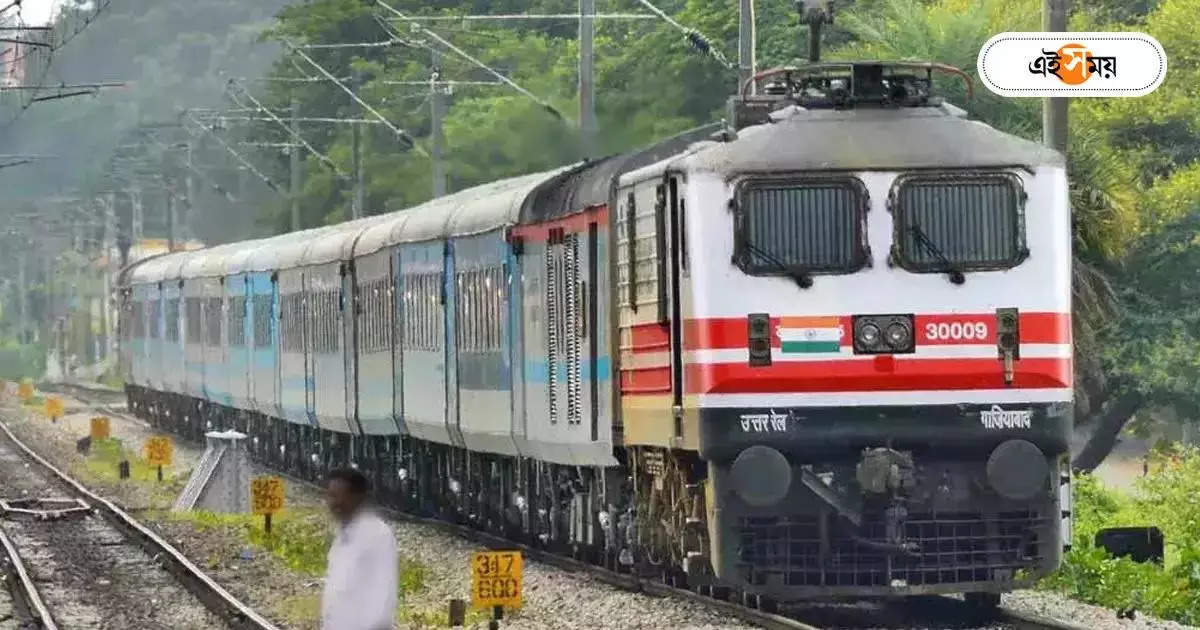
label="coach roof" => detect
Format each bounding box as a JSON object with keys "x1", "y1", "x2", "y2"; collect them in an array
[
  {"x1": 679, "y1": 105, "x2": 1064, "y2": 175},
  {"x1": 353, "y1": 167, "x2": 568, "y2": 259}
]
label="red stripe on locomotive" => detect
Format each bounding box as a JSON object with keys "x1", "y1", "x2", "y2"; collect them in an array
[
  {"x1": 684, "y1": 357, "x2": 1072, "y2": 394},
  {"x1": 681, "y1": 312, "x2": 1070, "y2": 350}
]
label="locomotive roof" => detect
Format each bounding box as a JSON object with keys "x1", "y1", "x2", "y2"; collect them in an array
[
  {"x1": 519, "y1": 122, "x2": 723, "y2": 224},
  {"x1": 677, "y1": 105, "x2": 1064, "y2": 175}
]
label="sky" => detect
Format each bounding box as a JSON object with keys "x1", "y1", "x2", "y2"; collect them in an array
[{"x1": 11, "y1": 0, "x2": 59, "y2": 25}]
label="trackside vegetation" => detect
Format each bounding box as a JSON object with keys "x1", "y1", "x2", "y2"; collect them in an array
[{"x1": 1040, "y1": 447, "x2": 1200, "y2": 624}]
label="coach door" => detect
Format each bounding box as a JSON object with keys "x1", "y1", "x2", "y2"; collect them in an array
[
  {"x1": 303, "y1": 272, "x2": 316, "y2": 423},
  {"x1": 444, "y1": 241, "x2": 464, "y2": 446},
  {"x1": 666, "y1": 175, "x2": 687, "y2": 445},
  {"x1": 342, "y1": 263, "x2": 361, "y2": 434}
]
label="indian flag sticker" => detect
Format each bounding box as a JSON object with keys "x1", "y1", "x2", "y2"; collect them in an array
[{"x1": 778, "y1": 316, "x2": 844, "y2": 354}]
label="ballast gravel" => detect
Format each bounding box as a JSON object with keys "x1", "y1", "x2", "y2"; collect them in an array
[{"x1": 3, "y1": 387, "x2": 1196, "y2": 630}]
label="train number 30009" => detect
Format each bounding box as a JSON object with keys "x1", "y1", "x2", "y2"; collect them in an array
[{"x1": 923, "y1": 321, "x2": 989, "y2": 341}]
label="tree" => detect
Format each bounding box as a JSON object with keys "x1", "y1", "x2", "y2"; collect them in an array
[{"x1": 1075, "y1": 209, "x2": 1200, "y2": 470}]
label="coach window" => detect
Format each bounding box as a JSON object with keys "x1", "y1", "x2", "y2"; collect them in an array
[
  {"x1": 403, "y1": 273, "x2": 441, "y2": 352},
  {"x1": 206, "y1": 297, "x2": 222, "y2": 347},
  {"x1": 733, "y1": 177, "x2": 870, "y2": 279},
  {"x1": 165, "y1": 298, "x2": 180, "y2": 342},
  {"x1": 148, "y1": 300, "x2": 161, "y2": 339},
  {"x1": 253, "y1": 294, "x2": 271, "y2": 348},
  {"x1": 890, "y1": 171, "x2": 1028, "y2": 273},
  {"x1": 228, "y1": 296, "x2": 246, "y2": 347},
  {"x1": 186, "y1": 297, "x2": 202, "y2": 344}
]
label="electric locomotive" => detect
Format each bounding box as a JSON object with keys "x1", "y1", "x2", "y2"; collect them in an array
[{"x1": 118, "y1": 58, "x2": 1071, "y2": 609}]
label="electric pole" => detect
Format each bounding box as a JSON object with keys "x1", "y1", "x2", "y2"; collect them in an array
[
  {"x1": 739, "y1": 0, "x2": 757, "y2": 93},
  {"x1": 579, "y1": 0, "x2": 596, "y2": 159},
  {"x1": 166, "y1": 186, "x2": 177, "y2": 251},
  {"x1": 350, "y1": 71, "x2": 365, "y2": 220},
  {"x1": 100, "y1": 193, "x2": 115, "y2": 360},
  {"x1": 164, "y1": 149, "x2": 177, "y2": 251},
  {"x1": 17, "y1": 253, "x2": 27, "y2": 345},
  {"x1": 131, "y1": 187, "x2": 144, "y2": 248},
  {"x1": 1043, "y1": 0, "x2": 1069, "y2": 153},
  {"x1": 290, "y1": 94, "x2": 302, "y2": 230},
  {"x1": 184, "y1": 139, "x2": 195, "y2": 243},
  {"x1": 430, "y1": 48, "x2": 447, "y2": 198}
]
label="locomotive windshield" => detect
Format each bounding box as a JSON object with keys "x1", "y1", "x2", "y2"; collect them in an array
[
  {"x1": 734, "y1": 177, "x2": 869, "y2": 277},
  {"x1": 891, "y1": 172, "x2": 1028, "y2": 272}
]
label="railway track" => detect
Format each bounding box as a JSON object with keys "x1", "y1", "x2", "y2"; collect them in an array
[
  {"x1": 0, "y1": 407, "x2": 279, "y2": 630},
  {"x1": 1, "y1": 518, "x2": 53, "y2": 629},
  {"x1": 43, "y1": 381, "x2": 1093, "y2": 630}
]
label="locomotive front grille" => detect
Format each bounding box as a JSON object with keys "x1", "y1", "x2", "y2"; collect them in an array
[{"x1": 735, "y1": 510, "x2": 1048, "y2": 588}]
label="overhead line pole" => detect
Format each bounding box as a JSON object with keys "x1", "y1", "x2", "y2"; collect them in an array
[
  {"x1": 184, "y1": 139, "x2": 194, "y2": 243},
  {"x1": 579, "y1": 0, "x2": 596, "y2": 159},
  {"x1": 351, "y1": 71, "x2": 364, "y2": 219},
  {"x1": 430, "y1": 48, "x2": 446, "y2": 198},
  {"x1": 290, "y1": 95, "x2": 302, "y2": 231},
  {"x1": 1043, "y1": 0, "x2": 1069, "y2": 154},
  {"x1": 739, "y1": 0, "x2": 757, "y2": 94}
]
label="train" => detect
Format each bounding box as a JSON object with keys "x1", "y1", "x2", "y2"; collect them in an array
[{"x1": 118, "y1": 59, "x2": 1073, "y2": 608}]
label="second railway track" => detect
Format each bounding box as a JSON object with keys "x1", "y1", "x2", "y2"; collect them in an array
[{"x1": 0, "y1": 411, "x2": 279, "y2": 630}]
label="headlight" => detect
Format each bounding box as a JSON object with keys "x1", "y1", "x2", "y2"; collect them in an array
[
  {"x1": 857, "y1": 323, "x2": 881, "y2": 347},
  {"x1": 853, "y1": 314, "x2": 916, "y2": 354},
  {"x1": 885, "y1": 322, "x2": 910, "y2": 348}
]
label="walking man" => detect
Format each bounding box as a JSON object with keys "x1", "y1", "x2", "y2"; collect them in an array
[{"x1": 322, "y1": 467, "x2": 397, "y2": 630}]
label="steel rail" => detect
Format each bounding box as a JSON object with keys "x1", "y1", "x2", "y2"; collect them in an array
[
  {"x1": 50, "y1": 382, "x2": 1096, "y2": 630},
  {"x1": 0, "y1": 418, "x2": 281, "y2": 630},
  {"x1": 0, "y1": 525, "x2": 57, "y2": 629},
  {"x1": 48, "y1": 382, "x2": 817, "y2": 630}
]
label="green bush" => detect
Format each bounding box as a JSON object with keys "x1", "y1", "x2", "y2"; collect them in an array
[
  {"x1": 0, "y1": 342, "x2": 45, "y2": 381},
  {"x1": 1040, "y1": 445, "x2": 1200, "y2": 624}
]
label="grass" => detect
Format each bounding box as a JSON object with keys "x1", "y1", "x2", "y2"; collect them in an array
[
  {"x1": 166, "y1": 507, "x2": 435, "y2": 623},
  {"x1": 75, "y1": 437, "x2": 182, "y2": 505},
  {"x1": 275, "y1": 593, "x2": 322, "y2": 626},
  {"x1": 84, "y1": 437, "x2": 176, "y2": 481}
]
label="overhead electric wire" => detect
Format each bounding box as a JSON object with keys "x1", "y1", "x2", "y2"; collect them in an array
[
  {"x1": 197, "y1": 114, "x2": 385, "y2": 125},
  {"x1": 182, "y1": 111, "x2": 281, "y2": 194},
  {"x1": 295, "y1": 39, "x2": 408, "y2": 49},
  {"x1": 399, "y1": 13, "x2": 657, "y2": 21},
  {"x1": 282, "y1": 39, "x2": 426, "y2": 156},
  {"x1": 373, "y1": 0, "x2": 567, "y2": 123},
  {"x1": 225, "y1": 79, "x2": 351, "y2": 179},
  {"x1": 136, "y1": 127, "x2": 238, "y2": 203},
  {"x1": 631, "y1": 0, "x2": 734, "y2": 70}
]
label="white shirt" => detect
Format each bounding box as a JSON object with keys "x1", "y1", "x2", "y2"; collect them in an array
[{"x1": 322, "y1": 509, "x2": 397, "y2": 630}]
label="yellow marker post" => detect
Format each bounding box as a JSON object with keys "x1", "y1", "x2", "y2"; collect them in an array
[
  {"x1": 44, "y1": 396, "x2": 63, "y2": 423},
  {"x1": 144, "y1": 436, "x2": 172, "y2": 481},
  {"x1": 471, "y1": 550, "x2": 522, "y2": 626},
  {"x1": 18, "y1": 381, "x2": 34, "y2": 403},
  {"x1": 90, "y1": 417, "x2": 111, "y2": 441},
  {"x1": 250, "y1": 476, "x2": 285, "y2": 534}
]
